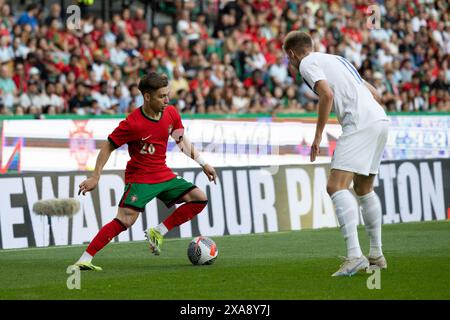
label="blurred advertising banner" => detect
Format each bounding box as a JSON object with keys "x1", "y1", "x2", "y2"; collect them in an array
[
  {"x1": 0, "y1": 158, "x2": 448, "y2": 249},
  {"x1": 1, "y1": 115, "x2": 449, "y2": 173}
]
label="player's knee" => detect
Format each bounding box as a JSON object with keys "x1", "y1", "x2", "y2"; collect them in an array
[
  {"x1": 353, "y1": 184, "x2": 373, "y2": 196},
  {"x1": 116, "y1": 209, "x2": 139, "y2": 228},
  {"x1": 327, "y1": 184, "x2": 350, "y2": 196},
  {"x1": 122, "y1": 219, "x2": 135, "y2": 229},
  {"x1": 327, "y1": 179, "x2": 352, "y2": 196},
  {"x1": 326, "y1": 183, "x2": 339, "y2": 196},
  {"x1": 194, "y1": 193, "x2": 208, "y2": 203},
  {"x1": 189, "y1": 188, "x2": 208, "y2": 202}
]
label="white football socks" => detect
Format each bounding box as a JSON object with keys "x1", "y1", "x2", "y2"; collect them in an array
[
  {"x1": 358, "y1": 191, "x2": 383, "y2": 258},
  {"x1": 76, "y1": 251, "x2": 93, "y2": 264},
  {"x1": 331, "y1": 190, "x2": 363, "y2": 259},
  {"x1": 154, "y1": 223, "x2": 168, "y2": 236}
]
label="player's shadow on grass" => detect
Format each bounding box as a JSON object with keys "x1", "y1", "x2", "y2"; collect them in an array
[{"x1": 114, "y1": 263, "x2": 204, "y2": 271}]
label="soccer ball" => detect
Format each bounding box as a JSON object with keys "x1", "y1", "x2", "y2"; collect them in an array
[{"x1": 187, "y1": 236, "x2": 218, "y2": 265}]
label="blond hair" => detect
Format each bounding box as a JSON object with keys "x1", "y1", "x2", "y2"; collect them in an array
[{"x1": 283, "y1": 31, "x2": 313, "y2": 54}]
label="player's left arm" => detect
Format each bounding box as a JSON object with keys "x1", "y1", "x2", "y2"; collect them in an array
[
  {"x1": 311, "y1": 80, "x2": 334, "y2": 162},
  {"x1": 175, "y1": 135, "x2": 217, "y2": 184},
  {"x1": 363, "y1": 80, "x2": 382, "y2": 105},
  {"x1": 170, "y1": 108, "x2": 217, "y2": 183}
]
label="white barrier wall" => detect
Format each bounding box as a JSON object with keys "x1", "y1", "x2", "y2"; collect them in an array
[{"x1": 0, "y1": 158, "x2": 448, "y2": 249}]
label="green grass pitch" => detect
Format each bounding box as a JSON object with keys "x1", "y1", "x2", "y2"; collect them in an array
[{"x1": 1, "y1": 220, "x2": 449, "y2": 299}]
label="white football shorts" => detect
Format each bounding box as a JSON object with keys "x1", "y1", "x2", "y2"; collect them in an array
[{"x1": 331, "y1": 120, "x2": 389, "y2": 176}]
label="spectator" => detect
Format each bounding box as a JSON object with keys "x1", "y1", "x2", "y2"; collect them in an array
[
  {"x1": 0, "y1": 100, "x2": 10, "y2": 115},
  {"x1": 17, "y1": 4, "x2": 39, "y2": 32},
  {"x1": 102, "y1": 21, "x2": 116, "y2": 46},
  {"x1": 0, "y1": 1, "x2": 446, "y2": 115},
  {"x1": 431, "y1": 70, "x2": 449, "y2": 92},
  {"x1": 12, "y1": 37, "x2": 30, "y2": 60},
  {"x1": 245, "y1": 42, "x2": 267, "y2": 72},
  {"x1": 0, "y1": 3, "x2": 15, "y2": 32},
  {"x1": 28, "y1": 66, "x2": 41, "y2": 83},
  {"x1": 204, "y1": 87, "x2": 224, "y2": 113},
  {"x1": 171, "y1": 67, "x2": 189, "y2": 97},
  {"x1": 0, "y1": 64, "x2": 17, "y2": 109},
  {"x1": 12, "y1": 62, "x2": 27, "y2": 94},
  {"x1": 54, "y1": 82, "x2": 68, "y2": 112},
  {"x1": 109, "y1": 67, "x2": 129, "y2": 98},
  {"x1": 232, "y1": 84, "x2": 250, "y2": 113},
  {"x1": 109, "y1": 40, "x2": 128, "y2": 67},
  {"x1": 130, "y1": 7, "x2": 147, "y2": 37},
  {"x1": 92, "y1": 81, "x2": 115, "y2": 114},
  {"x1": 111, "y1": 85, "x2": 130, "y2": 114},
  {"x1": 177, "y1": 10, "x2": 200, "y2": 42},
  {"x1": 44, "y1": 3, "x2": 63, "y2": 28},
  {"x1": 0, "y1": 35, "x2": 13, "y2": 64},
  {"x1": 269, "y1": 53, "x2": 289, "y2": 87},
  {"x1": 210, "y1": 65, "x2": 226, "y2": 88},
  {"x1": 400, "y1": 59, "x2": 414, "y2": 83},
  {"x1": 91, "y1": 50, "x2": 111, "y2": 83},
  {"x1": 128, "y1": 83, "x2": 144, "y2": 107},
  {"x1": 41, "y1": 81, "x2": 64, "y2": 113},
  {"x1": 234, "y1": 39, "x2": 252, "y2": 79},
  {"x1": 19, "y1": 80, "x2": 45, "y2": 113},
  {"x1": 189, "y1": 69, "x2": 212, "y2": 97},
  {"x1": 69, "y1": 82, "x2": 93, "y2": 115}
]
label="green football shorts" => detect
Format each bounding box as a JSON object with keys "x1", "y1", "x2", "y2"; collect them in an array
[{"x1": 118, "y1": 176, "x2": 197, "y2": 211}]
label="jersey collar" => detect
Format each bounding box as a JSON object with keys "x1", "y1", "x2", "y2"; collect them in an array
[{"x1": 140, "y1": 107, "x2": 164, "y2": 122}]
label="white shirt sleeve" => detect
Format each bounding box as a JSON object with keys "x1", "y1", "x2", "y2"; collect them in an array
[{"x1": 299, "y1": 57, "x2": 327, "y2": 92}]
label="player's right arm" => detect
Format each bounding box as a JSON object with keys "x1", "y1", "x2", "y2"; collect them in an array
[
  {"x1": 78, "y1": 141, "x2": 115, "y2": 195},
  {"x1": 311, "y1": 80, "x2": 334, "y2": 162},
  {"x1": 78, "y1": 117, "x2": 136, "y2": 195},
  {"x1": 299, "y1": 56, "x2": 330, "y2": 162}
]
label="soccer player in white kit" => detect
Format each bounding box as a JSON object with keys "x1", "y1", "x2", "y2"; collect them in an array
[{"x1": 283, "y1": 31, "x2": 389, "y2": 276}]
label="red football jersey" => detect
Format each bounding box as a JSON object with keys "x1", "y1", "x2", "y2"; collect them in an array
[{"x1": 108, "y1": 105, "x2": 184, "y2": 184}]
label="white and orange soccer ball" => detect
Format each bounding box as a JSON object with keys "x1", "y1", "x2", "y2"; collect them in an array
[{"x1": 187, "y1": 236, "x2": 218, "y2": 265}]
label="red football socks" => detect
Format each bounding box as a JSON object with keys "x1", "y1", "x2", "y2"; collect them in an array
[
  {"x1": 163, "y1": 201, "x2": 208, "y2": 231},
  {"x1": 86, "y1": 218, "x2": 127, "y2": 256}
]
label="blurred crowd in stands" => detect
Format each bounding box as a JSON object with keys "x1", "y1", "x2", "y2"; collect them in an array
[{"x1": 0, "y1": 0, "x2": 448, "y2": 116}]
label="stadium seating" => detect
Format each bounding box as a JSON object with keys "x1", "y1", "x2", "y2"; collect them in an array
[{"x1": 0, "y1": 0, "x2": 448, "y2": 116}]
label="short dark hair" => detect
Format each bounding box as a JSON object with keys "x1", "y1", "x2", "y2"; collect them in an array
[
  {"x1": 283, "y1": 31, "x2": 313, "y2": 54},
  {"x1": 138, "y1": 72, "x2": 168, "y2": 94},
  {"x1": 27, "y1": 4, "x2": 38, "y2": 12}
]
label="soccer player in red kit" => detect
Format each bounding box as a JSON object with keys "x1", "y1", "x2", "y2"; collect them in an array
[{"x1": 74, "y1": 72, "x2": 217, "y2": 271}]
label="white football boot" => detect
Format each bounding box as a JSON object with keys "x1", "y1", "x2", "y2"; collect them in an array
[
  {"x1": 331, "y1": 255, "x2": 370, "y2": 277},
  {"x1": 368, "y1": 255, "x2": 388, "y2": 270}
]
